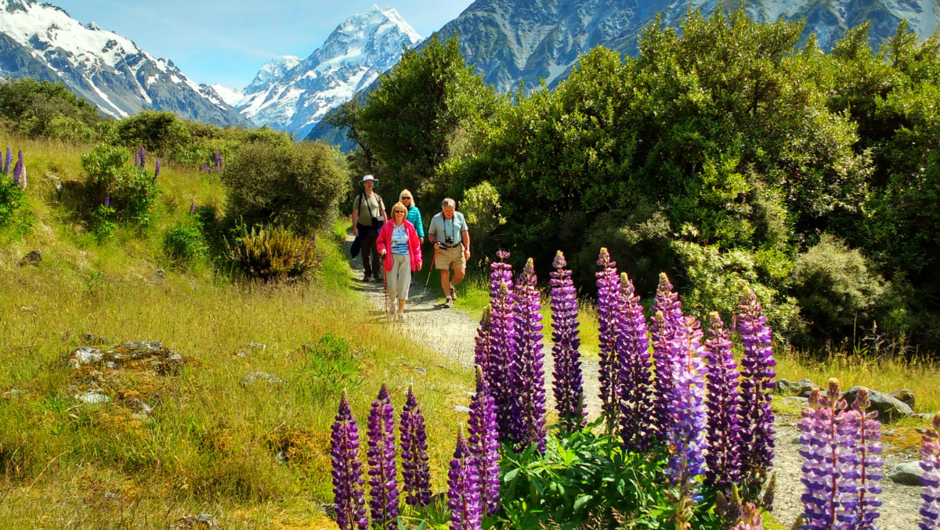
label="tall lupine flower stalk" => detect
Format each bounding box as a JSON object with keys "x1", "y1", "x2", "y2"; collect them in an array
[
  {"x1": 732, "y1": 503, "x2": 763, "y2": 530},
  {"x1": 651, "y1": 273, "x2": 683, "y2": 444},
  {"x1": 139, "y1": 146, "x2": 146, "y2": 168},
  {"x1": 549, "y1": 251, "x2": 586, "y2": 433},
  {"x1": 920, "y1": 414, "x2": 940, "y2": 530},
  {"x1": 201, "y1": 163, "x2": 209, "y2": 173},
  {"x1": 473, "y1": 306, "x2": 492, "y2": 375},
  {"x1": 214, "y1": 149, "x2": 222, "y2": 171},
  {"x1": 449, "y1": 427, "x2": 482, "y2": 530},
  {"x1": 664, "y1": 315, "x2": 708, "y2": 530},
  {"x1": 2, "y1": 147, "x2": 8, "y2": 176},
  {"x1": 154, "y1": 159, "x2": 161, "y2": 181},
  {"x1": 134, "y1": 150, "x2": 141, "y2": 168},
  {"x1": 12, "y1": 157, "x2": 23, "y2": 188},
  {"x1": 704, "y1": 312, "x2": 742, "y2": 491},
  {"x1": 617, "y1": 272, "x2": 654, "y2": 453},
  {"x1": 104, "y1": 195, "x2": 110, "y2": 208},
  {"x1": 367, "y1": 383, "x2": 398, "y2": 530},
  {"x1": 798, "y1": 379, "x2": 859, "y2": 530},
  {"x1": 0, "y1": 150, "x2": 3, "y2": 177},
  {"x1": 468, "y1": 366, "x2": 500, "y2": 516},
  {"x1": 851, "y1": 388, "x2": 883, "y2": 530},
  {"x1": 595, "y1": 248, "x2": 621, "y2": 433},
  {"x1": 331, "y1": 390, "x2": 369, "y2": 530},
  {"x1": 400, "y1": 387, "x2": 431, "y2": 508},
  {"x1": 487, "y1": 253, "x2": 516, "y2": 444},
  {"x1": 190, "y1": 200, "x2": 197, "y2": 215},
  {"x1": 511, "y1": 258, "x2": 547, "y2": 452},
  {"x1": 737, "y1": 289, "x2": 777, "y2": 493}
]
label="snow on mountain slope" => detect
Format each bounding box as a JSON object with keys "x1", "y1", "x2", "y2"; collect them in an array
[
  {"x1": 236, "y1": 6, "x2": 422, "y2": 139},
  {"x1": 209, "y1": 84, "x2": 244, "y2": 107},
  {"x1": 0, "y1": 0, "x2": 248, "y2": 125}
]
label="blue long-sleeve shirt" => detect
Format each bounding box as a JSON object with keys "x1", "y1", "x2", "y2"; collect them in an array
[{"x1": 406, "y1": 205, "x2": 425, "y2": 238}]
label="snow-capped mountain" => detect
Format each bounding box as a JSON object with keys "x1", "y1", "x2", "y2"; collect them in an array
[
  {"x1": 434, "y1": 0, "x2": 940, "y2": 93},
  {"x1": 236, "y1": 6, "x2": 422, "y2": 139},
  {"x1": 0, "y1": 0, "x2": 248, "y2": 125}
]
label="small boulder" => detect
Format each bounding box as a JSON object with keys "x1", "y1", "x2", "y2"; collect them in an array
[
  {"x1": 67, "y1": 342, "x2": 183, "y2": 374},
  {"x1": 241, "y1": 372, "x2": 285, "y2": 387},
  {"x1": 796, "y1": 378, "x2": 817, "y2": 397},
  {"x1": 889, "y1": 389, "x2": 916, "y2": 408},
  {"x1": 774, "y1": 378, "x2": 798, "y2": 395},
  {"x1": 76, "y1": 391, "x2": 110, "y2": 404},
  {"x1": 154, "y1": 269, "x2": 166, "y2": 279},
  {"x1": 888, "y1": 461, "x2": 924, "y2": 486},
  {"x1": 80, "y1": 333, "x2": 110, "y2": 346},
  {"x1": 19, "y1": 249, "x2": 41, "y2": 267},
  {"x1": 69, "y1": 347, "x2": 105, "y2": 367},
  {"x1": 843, "y1": 386, "x2": 913, "y2": 422},
  {"x1": 174, "y1": 514, "x2": 218, "y2": 529},
  {"x1": 454, "y1": 405, "x2": 470, "y2": 413}
]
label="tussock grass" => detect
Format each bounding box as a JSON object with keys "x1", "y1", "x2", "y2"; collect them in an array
[{"x1": 0, "y1": 132, "x2": 474, "y2": 529}]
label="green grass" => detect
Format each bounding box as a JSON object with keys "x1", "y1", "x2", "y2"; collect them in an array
[{"x1": 0, "y1": 132, "x2": 474, "y2": 529}]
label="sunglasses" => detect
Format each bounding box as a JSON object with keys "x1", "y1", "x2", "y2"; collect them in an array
[
  {"x1": 394, "y1": 210, "x2": 406, "y2": 214},
  {"x1": 402, "y1": 197, "x2": 412, "y2": 201}
]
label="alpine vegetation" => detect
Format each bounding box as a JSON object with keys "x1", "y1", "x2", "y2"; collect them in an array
[
  {"x1": 549, "y1": 250, "x2": 586, "y2": 433},
  {"x1": 367, "y1": 383, "x2": 398, "y2": 530},
  {"x1": 448, "y1": 427, "x2": 482, "y2": 530},
  {"x1": 468, "y1": 366, "x2": 500, "y2": 516},
  {"x1": 331, "y1": 390, "x2": 368, "y2": 530},
  {"x1": 921, "y1": 414, "x2": 940, "y2": 530},
  {"x1": 400, "y1": 387, "x2": 431, "y2": 509},
  {"x1": 511, "y1": 258, "x2": 547, "y2": 452},
  {"x1": 595, "y1": 248, "x2": 622, "y2": 432},
  {"x1": 617, "y1": 271, "x2": 653, "y2": 453}
]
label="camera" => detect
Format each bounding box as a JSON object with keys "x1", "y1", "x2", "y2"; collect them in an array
[{"x1": 445, "y1": 236, "x2": 456, "y2": 246}]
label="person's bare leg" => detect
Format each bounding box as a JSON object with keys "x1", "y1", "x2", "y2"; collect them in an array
[
  {"x1": 440, "y1": 269, "x2": 451, "y2": 297},
  {"x1": 398, "y1": 298, "x2": 406, "y2": 315},
  {"x1": 451, "y1": 268, "x2": 466, "y2": 288}
]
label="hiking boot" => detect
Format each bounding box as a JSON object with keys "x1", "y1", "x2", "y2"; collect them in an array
[
  {"x1": 445, "y1": 296, "x2": 454, "y2": 308},
  {"x1": 450, "y1": 284, "x2": 458, "y2": 299},
  {"x1": 399, "y1": 311, "x2": 407, "y2": 322}
]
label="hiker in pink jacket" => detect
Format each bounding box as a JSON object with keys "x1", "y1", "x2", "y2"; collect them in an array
[{"x1": 376, "y1": 201, "x2": 423, "y2": 321}]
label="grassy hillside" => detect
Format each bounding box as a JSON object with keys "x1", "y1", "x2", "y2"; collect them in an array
[{"x1": 0, "y1": 132, "x2": 472, "y2": 529}]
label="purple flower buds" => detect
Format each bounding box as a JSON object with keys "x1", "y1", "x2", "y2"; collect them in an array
[
  {"x1": 3, "y1": 147, "x2": 10, "y2": 176},
  {"x1": 704, "y1": 312, "x2": 742, "y2": 491},
  {"x1": 139, "y1": 146, "x2": 146, "y2": 168},
  {"x1": 469, "y1": 366, "x2": 500, "y2": 516},
  {"x1": 134, "y1": 150, "x2": 141, "y2": 168},
  {"x1": 331, "y1": 390, "x2": 368, "y2": 530},
  {"x1": 473, "y1": 306, "x2": 493, "y2": 380},
  {"x1": 104, "y1": 195, "x2": 110, "y2": 207},
  {"x1": 595, "y1": 248, "x2": 622, "y2": 432},
  {"x1": 737, "y1": 289, "x2": 777, "y2": 490},
  {"x1": 617, "y1": 272, "x2": 654, "y2": 452},
  {"x1": 799, "y1": 379, "x2": 859, "y2": 529},
  {"x1": 154, "y1": 159, "x2": 161, "y2": 181},
  {"x1": 550, "y1": 251, "x2": 586, "y2": 433},
  {"x1": 732, "y1": 503, "x2": 763, "y2": 530},
  {"x1": 448, "y1": 427, "x2": 482, "y2": 530},
  {"x1": 920, "y1": 414, "x2": 940, "y2": 530},
  {"x1": 190, "y1": 200, "x2": 196, "y2": 215},
  {"x1": 400, "y1": 387, "x2": 431, "y2": 508},
  {"x1": 511, "y1": 258, "x2": 547, "y2": 452},
  {"x1": 367, "y1": 383, "x2": 398, "y2": 530},
  {"x1": 12, "y1": 158, "x2": 22, "y2": 187}
]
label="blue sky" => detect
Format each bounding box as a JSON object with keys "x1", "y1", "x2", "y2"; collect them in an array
[{"x1": 51, "y1": 0, "x2": 476, "y2": 89}]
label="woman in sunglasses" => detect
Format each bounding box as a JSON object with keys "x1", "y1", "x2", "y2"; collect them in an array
[{"x1": 398, "y1": 189, "x2": 425, "y2": 245}]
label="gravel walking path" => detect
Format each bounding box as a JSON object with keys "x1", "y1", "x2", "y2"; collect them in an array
[{"x1": 346, "y1": 233, "x2": 924, "y2": 527}]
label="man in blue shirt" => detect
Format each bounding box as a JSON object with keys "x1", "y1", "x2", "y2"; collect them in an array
[{"x1": 427, "y1": 198, "x2": 470, "y2": 308}]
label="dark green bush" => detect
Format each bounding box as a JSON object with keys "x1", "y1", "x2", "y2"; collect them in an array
[
  {"x1": 163, "y1": 220, "x2": 209, "y2": 262},
  {"x1": 228, "y1": 225, "x2": 318, "y2": 283},
  {"x1": 81, "y1": 144, "x2": 159, "y2": 225},
  {"x1": 0, "y1": 78, "x2": 99, "y2": 137},
  {"x1": 0, "y1": 176, "x2": 26, "y2": 229},
  {"x1": 789, "y1": 234, "x2": 886, "y2": 342},
  {"x1": 221, "y1": 141, "x2": 347, "y2": 234}
]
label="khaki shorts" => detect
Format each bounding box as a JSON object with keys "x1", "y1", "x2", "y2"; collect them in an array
[{"x1": 435, "y1": 244, "x2": 466, "y2": 270}]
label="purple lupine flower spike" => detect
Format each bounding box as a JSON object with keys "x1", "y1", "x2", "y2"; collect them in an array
[
  {"x1": 474, "y1": 306, "x2": 492, "y2": 378},
  {"x1": 665, "y1": 315, "x2": 708, "y2": 530},
  {"x1": 732, "y1": 503, "x2": 763, "y2": 530},
  {"x1": 651, "y1": 272, "x2": 683, "y2": 443},
  {"x1": 400, "y1": 387, "x2": 431, "y2": 508},
  {"x1": 139, "y1": 146, "x2": 146, "y2": 168},
  {"x1": 367, "y1": 383, "x2": 398, "y2": 530},
  {"x1": 704, "y1": 312, "x2": 742, "y2": 491},
  {"x1": 919, "y1": 414, "x2": 940, "y2": 530},
  {"x1": 104, "y1": 195, "x2": 110, "y2": 208},
  {"x1": 737, "y1": 288, "x2": 777, "y2": 494},
  {"x1": 489, "y1": 280, "x2": 517, "y2": 444},
  {"x1": 469, "y1": 366, "x2": 500, "y2": 516},
  {"x1": 190, "y1": 200, "x2": 196, "y2": 215},
  {"x1": 12, "y1": 158, "x2": 23, "y2": 187},
  {"x1": 154, "y1": 159, "x2": 161, "y2": 181},
  {"x1": 490, "y1": 250, "x2": 513, "y2": 297},
  {"x1": 3, "y1": 146, "x2": 10, "y2": 176},
  {"x1": 852, "y1": 388, "x2": 883, "y2": 530},
  {"x1": 134, "y1": 150, "x2": 141, "y2": 168},
  {"x1": 512, "y1": 258, "x2": 547, "y2": 452},
  {"x1": 214, "y1": 149, "x2": 222, "y2": 171},
  {"x1": 550, "y1": 251, "x2": 586, "y2": 433},
  {"x1": 0, "y1": 150, "x2": 3, "y2": 177},
  {"x1": 331, "y1": 390, "x2": 369, "y2": 530},
  {"x1": 448, "y1": 427, "x2": 482, "y2": 530},
  {"x1": 617, "y1": 272, "x2": 654, "y2": 452},
  {"x1": 798, "y1": 379, "x2": 859, "y2": 529},
  {"x1": 595, "y1": 248, "x2": 622, "y2": 433}
]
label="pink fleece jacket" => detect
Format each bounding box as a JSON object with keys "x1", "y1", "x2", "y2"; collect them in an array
[{"x1": 376, "y1": 220, "x2": 423, "y2": 272}]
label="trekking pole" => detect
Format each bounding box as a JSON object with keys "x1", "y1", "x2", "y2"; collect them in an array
[{"x1": 425, "y1": 246, "x2": 438, "y2": 287}]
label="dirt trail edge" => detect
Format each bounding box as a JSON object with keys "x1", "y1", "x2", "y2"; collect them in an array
[{"x1": 344, "y1": 234, "x2": 920, "y2": 528}]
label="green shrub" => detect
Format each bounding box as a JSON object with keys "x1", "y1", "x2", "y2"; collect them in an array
[
  {"x1": 221, "y1": 141, "x2": 347, "y2": 234},
  {"x1": 81, "y1": 144, "x2": 159, "y2": 225},
  {"x1": 163, "y1": 220, "x2": 209, "y2": 262},
  {"x1": 0, "y1": 78, "x2": 99, "y2": 137},
  {"x1": 789, "y1": 234, "x2": 886, "y2": 341},
  {"x1": 0, "y1": 177, "x2": 26, "y2": 229},
  {"x1": 228, "y1": 225, "x2": 318, "y2": 283},
  {"x1": 46, "y1": 116, "x2": 97, "y2": 144}
]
